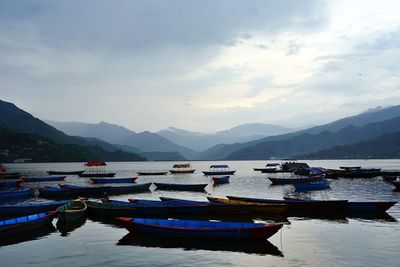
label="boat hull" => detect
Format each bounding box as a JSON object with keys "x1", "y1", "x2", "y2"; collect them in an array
[
  {"x1": 212, "y1": 176, "x2": 230, "y2": 185},
  {"x1": 47, "y1": 171, "x2": 84, "y2": 175},
  {"x1": 207, "y1": 197, "x2": 287, "y2": 214},
  {"x1": 153, "y1": 183, "x2": 207, "y2": 192},
  {"x1": 0, "y1": 188, "x2": 33, "y2": 200},
  {"x1": 293, "y1": 180, "x2": 331, "y2": 191},
  {"x1": 346, "y1": 201, "x2": 397, "y2": 213},
  {"x1": 79, "y1": 173, "x2": 116, "y2": 177},
  {"x1": 117, "y1": 217, "x2": 283, "y2": 240},
  {"x1": 0, "y1": 211, "x2": 57, "y2": 237},
  {"x1": 169, "y1": 169, "x2": 196, "y2": 174},
  {"x1": 22, "y1": 176, "x2": 66, "y2": 182},
  {"x1": 90, "y1": 177, "x2": 138, "y2": 184},
  {"x1": 0, "y1": 179, "x2": 23, "y2": 188},
  {"x1": 137, "y1": 172, "x2": 168, "y2": 176},
  {"x1": 203, "y1": 171, "x2": 236, "y2": 176},
  {"x1": 0, "y1": 200, "x2": 71, "y2": 215},
  {"x1": 268, "y1": 176, "x2": 323, "y2": 185},
  {"x1": 57, "y1": 200, "x2": 87, "y2": 222}
]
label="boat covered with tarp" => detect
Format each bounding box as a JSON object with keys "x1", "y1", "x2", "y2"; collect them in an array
[{"x1": 169, "y1": 163, "x2": 196, "y2": 174}]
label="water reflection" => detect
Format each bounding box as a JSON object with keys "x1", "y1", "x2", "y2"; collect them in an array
[
  {"x1": 0, "y1": 224, "x2": 56, "y2": 247},
  {"x1": 56, "y1": 217, "x2": 87, "y2": 236},
  {"x1": 117, "y1": 233, "x2": 283, "y2": 257}
]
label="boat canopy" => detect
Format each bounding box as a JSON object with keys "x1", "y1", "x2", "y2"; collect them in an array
[
  {"x1": 173, "y1": 163, "x2": 191, "y2": 168},
  {"x1": 85, "y1": 161, "x2": 107, "y2": 167},
  {"x1": 210, "y1": 165, "x2": 229, "y2": 169}
]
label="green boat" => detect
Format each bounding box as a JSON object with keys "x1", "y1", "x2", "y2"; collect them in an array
[{"x1": 57, "y1": 199, "x2": 87, "y2": 222}]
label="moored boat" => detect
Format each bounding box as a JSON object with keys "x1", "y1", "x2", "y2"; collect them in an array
[
  {"x1": 0, "y1": 200, "x2": 71, "y2": 215},
  {"x1": 21, "y1": 176, "x2": 67, "y2": 182},
  {"x1": 268, "y1": 176, "x2": 324, "y2": 185},
  {"x1": 90, "y1": 177, "x2": 138, "y2": 184},
  {"x1": 106, "y1": 183, "x2": 152, "y2": 195},
  {"x1": 59, "y1": 184, "x2": 111, "y2": 195},
  {"x1": 226, "y1": 196, "x2": 348, "y2": 213},
  {"x1": 79, "y1": 172, "x2": 117, "y2": 177},
  {"x1": 0, "y1": 188, "x2": 33, "y2": 200},
  {"x1": 79, "y1": 161, "x2": 116, "y2": 177},
  {"x1": 293, "y1": 179, "x2": 331, "y2": 192},
  {"x1": 169, "y1": 163, "x2": 195, "y2": 174},
  {"x1": 207, "y1": 197, "x2": 287, "y2": 214},
  {"x1": 137, "y1": 171, "x2": 168, "y2": 176},
  {"x1": 57, "y1": 199, "x2": 87, "y2": 221},
  {"x1": 47, "y1": 170, "x2": 84, "y2": 175},
  {"x1": 202, "y1": 165, "x2": 236, "y2": 176},
  {"x1": 38, "y1": 186, "x2": 76, "y2": 199},
  {"x1": 117, "y1": 217, "x2": 283, "y2": 240},
  {"x1": 153, "y1": 183, "x2": 207, "y2": 192},
  {"x1": 0, "y1": 174, "x2": 22, "y2": 180},
  {"x1": 0, "y1": 211, "x2": 57, "y2": 237},
  {"x1": 345, "y1": 201, "x2": 397, "y2": 213},
  {"x1": 0, "y1": 179, "x2": 24, "y2": 188},
  {"x1": 212, "y1": 176, "x2": 230, "y2": 185},
  {"x1": 389, "y1": 180, "x2": 400, "y2": 190}
]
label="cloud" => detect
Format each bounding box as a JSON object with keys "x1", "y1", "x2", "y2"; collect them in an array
[{"x1": 286, "y1": 40, "x2": 302, "y2": 56}]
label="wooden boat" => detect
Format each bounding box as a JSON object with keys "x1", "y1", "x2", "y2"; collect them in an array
[
  {"x1": 86, "y1": 200, "x2": 147, "y2": 217},
  {"x1": 0, "y1": 179, "x2": 24, "y2": 188},
  {"x1": 212, "y1": 176, "x2": 230, "y2": 185},
  {"x1": 346, "y1": 201, "x2": 397, "y2": 213},
  {"x1": 106, "y1": 183, "x2": 152, "y2": 195},
  {"x1": 79, "y1": 172, "x2": 116, "y2": 177},
  {"x1": 38, "y1": 186, "x2": 76, "y2": 199},
  {"x1": 153, "y1": 183, "x2": 207, "y2": 192},
  {"x1": 104, "y1": 199, "x2": 209, "y2": 215},
  {"x1": 21, "y1": 176, "x2": 67, "y2": 182},
  {"x1": 207, "y1": 197, "x2": 287, "y2": 214},
  {"x1": 293, "y1": 180, "x2": 331, "y2": 191},
  {"x1": 90, "y1": 177, "x2": 138, "y2": 184},
  {"x1": 137, "y1": 171, "x2": 168, "y2": 176},
  {"x1": 268, "y1": 175, "x2": 324, "y2": 185},
  {"x1": 169, "y1": 163, "x2": 195, "y2": 174},
  {"x1": 47, "y1": 170, "x2": 84, "y2": 175},
  {"x1": 326, "y1": 167, "x2": 381, "y2": 179},
  {"x1": 202, "y1": 165, "x2": 236, "y2": 176},
  {"x1": 0, "y1": 174, "x2": 22, "y2": 180},
  {"x1": 57, "y1": 199, "x2": 87, "y2": 221},
  {"x1": 0, "y1": 188, "x2": 33, "y2": 200},
  {"x1": 226, "y1": 196, "x2": 348, "y2": 213},
  {"x1": 0, "y1": 211, "x2": 57, "y2": 237},
  {"x1": 59, "y1": 183, "x2": 152, "y2": 196},
  {"x1": 0, "y1": 200, "x2": 71, "y2": 215},
  {"x1": 117, "y1": 217, "x2": 283, "y2": 240},
  {"x1": 0, "y1": 172, "x2": 21, "y2": 177}
]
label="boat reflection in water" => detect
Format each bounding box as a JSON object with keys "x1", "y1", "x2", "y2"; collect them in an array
[
  {"x1": 0, "y1": 224, "x2": 56, "y2": 247},
  {"x1": 117, "y1": 233, "x2": 283, "y2": 257},
  {"x1": 56, "y1": 216, "x2": 87, "y2": 237}
]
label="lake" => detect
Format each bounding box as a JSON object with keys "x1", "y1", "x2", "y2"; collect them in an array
[{"x1": 1, "y1": 160, "x2": 400, "y2": 267}]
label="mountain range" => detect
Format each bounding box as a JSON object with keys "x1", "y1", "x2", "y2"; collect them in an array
[{"x1": 2, "y1": 98, "x2": 400, "y2": 161}]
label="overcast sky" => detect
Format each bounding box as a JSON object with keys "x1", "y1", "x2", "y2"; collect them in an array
[{"x1": 1, "y1": 0, "x2": 400, "y2": 132}]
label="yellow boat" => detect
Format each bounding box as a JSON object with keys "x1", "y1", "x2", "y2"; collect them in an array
[{"x1": 207, "y1": 197, "x2": 287, "y2": 214}]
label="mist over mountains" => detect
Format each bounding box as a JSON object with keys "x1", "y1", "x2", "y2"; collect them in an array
[{"x1": 2, "y1": 99, "x2": 400, "y2": 161}]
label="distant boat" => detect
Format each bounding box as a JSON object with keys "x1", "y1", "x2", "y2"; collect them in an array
[
  {"x1": 212, "y1": 176, "x2": 230, "y2": 185},
  {"x1": 268, "y1": 176, "x2": 324, "y2": 185},
  {"x1": 153, "y1": 183, "x2": 207, "y2": 192},
  {"x1": 79, "y1": 172, "x2": 116, "y2": 177},
  {"x1": 59, "y1": 183, "x2": 152, "y2": 196},
  {"x1": 137, "y1": 171, "x2": 168, "y2": 176},
  {"x1": 117, "y1": 217, "x2": 283, "y2": 240},
  {"x1": 79, "y1": 161, "x2": 116, "y2": 177},
  {"x1": 0, "y1": 200, "x2": 71, "y2": 215},
  {"x1": 90, "y1": 177, "x2": 138, "y2": 184},
  {"x1": 0, "y1": 211, "x2": 57, "y2": 237},
  {"x1": 47, "y1": 170, "x2": 84, "y2": 175},
  {"x1": 21, "y1": 176, "x2": 67, "y2": 182},
  {"x1": 202, "y1": 165, "x2": 236, "y2": 176},
  {"x1": 57, "y1": 199, "x2": 87, "y2": 222},
  {"x1": 0, "y1": 188, "x2": 33, "y2": 200},
  {"x1": 169, "y1": 163, "x2": 195, "y2": 174}
]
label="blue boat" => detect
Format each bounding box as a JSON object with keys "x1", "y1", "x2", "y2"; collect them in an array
[
  {"x1": 0, "y1": 188, "x2": 33, "y2": 200},
  {"x1": 90, "y1": 177, "x2": 138, "y2": 184},
  {"x1": 103, "y1": 199, "x2": 209, "y2": 214},
  {"x1": 212, "y1": 176, "x2": 230, "y2": 185},
  {"x1": 59, "y1": 184, "x2": 112, "y2": 195},
  {"x1": 293, "y1": 179, "x2": 331, "y2": 192},
  {"x1": 346, "y1": 201, "x2": 397, "y2": 213},
  {"x1": 0, "y1": 179, "x2": 23, "y2": 188},
  {"x1": 0, "y1": 200, "x2": 71, "y2": 215},
  {"x1": 153, "y1": 183, "x2": 207, "y2": 192},
  {"x1": 117, "y1": 218, "x2": 283, "y2": 240},
  {"x1": 38, "y1": 186, "x2": 76, "y2": 199},
  {"x1": 106, "y1": 183, "x2": 152, "y2": 195},
  {"x1": 202, "y1": 165, "x2": 236, "y2": 176},
  {"x1": 22, "y1": 176, "x2": 66, "y2": 182},
  {"x1": 0, "y1": 211, "x2": 57, "y2": 237}
]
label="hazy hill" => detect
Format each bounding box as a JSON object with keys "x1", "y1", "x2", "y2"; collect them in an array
[
  {"x1": 158, "y1": 123, "x2": 294, "y2": 151},
  {"x1": 0, "y1": 100, "x2": 145, "y2": 162},
  {"x1": 47, "y1": 120, "x2": 195, "y2": 159},
  {"x1": 226, "y1": 116, "x2": 400, "y2": 160},
  {"x1": 300, "y1": 131, "x2": 400, "y2": 159},
  {"x1": 197, "y1": 105, "x2": 400, "y2": 160}
]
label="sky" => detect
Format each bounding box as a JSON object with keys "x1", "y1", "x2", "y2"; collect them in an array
[{"x1": 1, "y1": 0, "x2": 400, "y2": 132}]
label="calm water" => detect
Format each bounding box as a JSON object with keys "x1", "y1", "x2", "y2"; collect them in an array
[{"x1": 1, "y1": 160, "x2": 400, "y2": 267}]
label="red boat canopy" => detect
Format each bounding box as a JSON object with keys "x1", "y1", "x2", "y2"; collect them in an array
[{"x1": 85, "y1": 161, "x2": 107, "y2": 167}]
